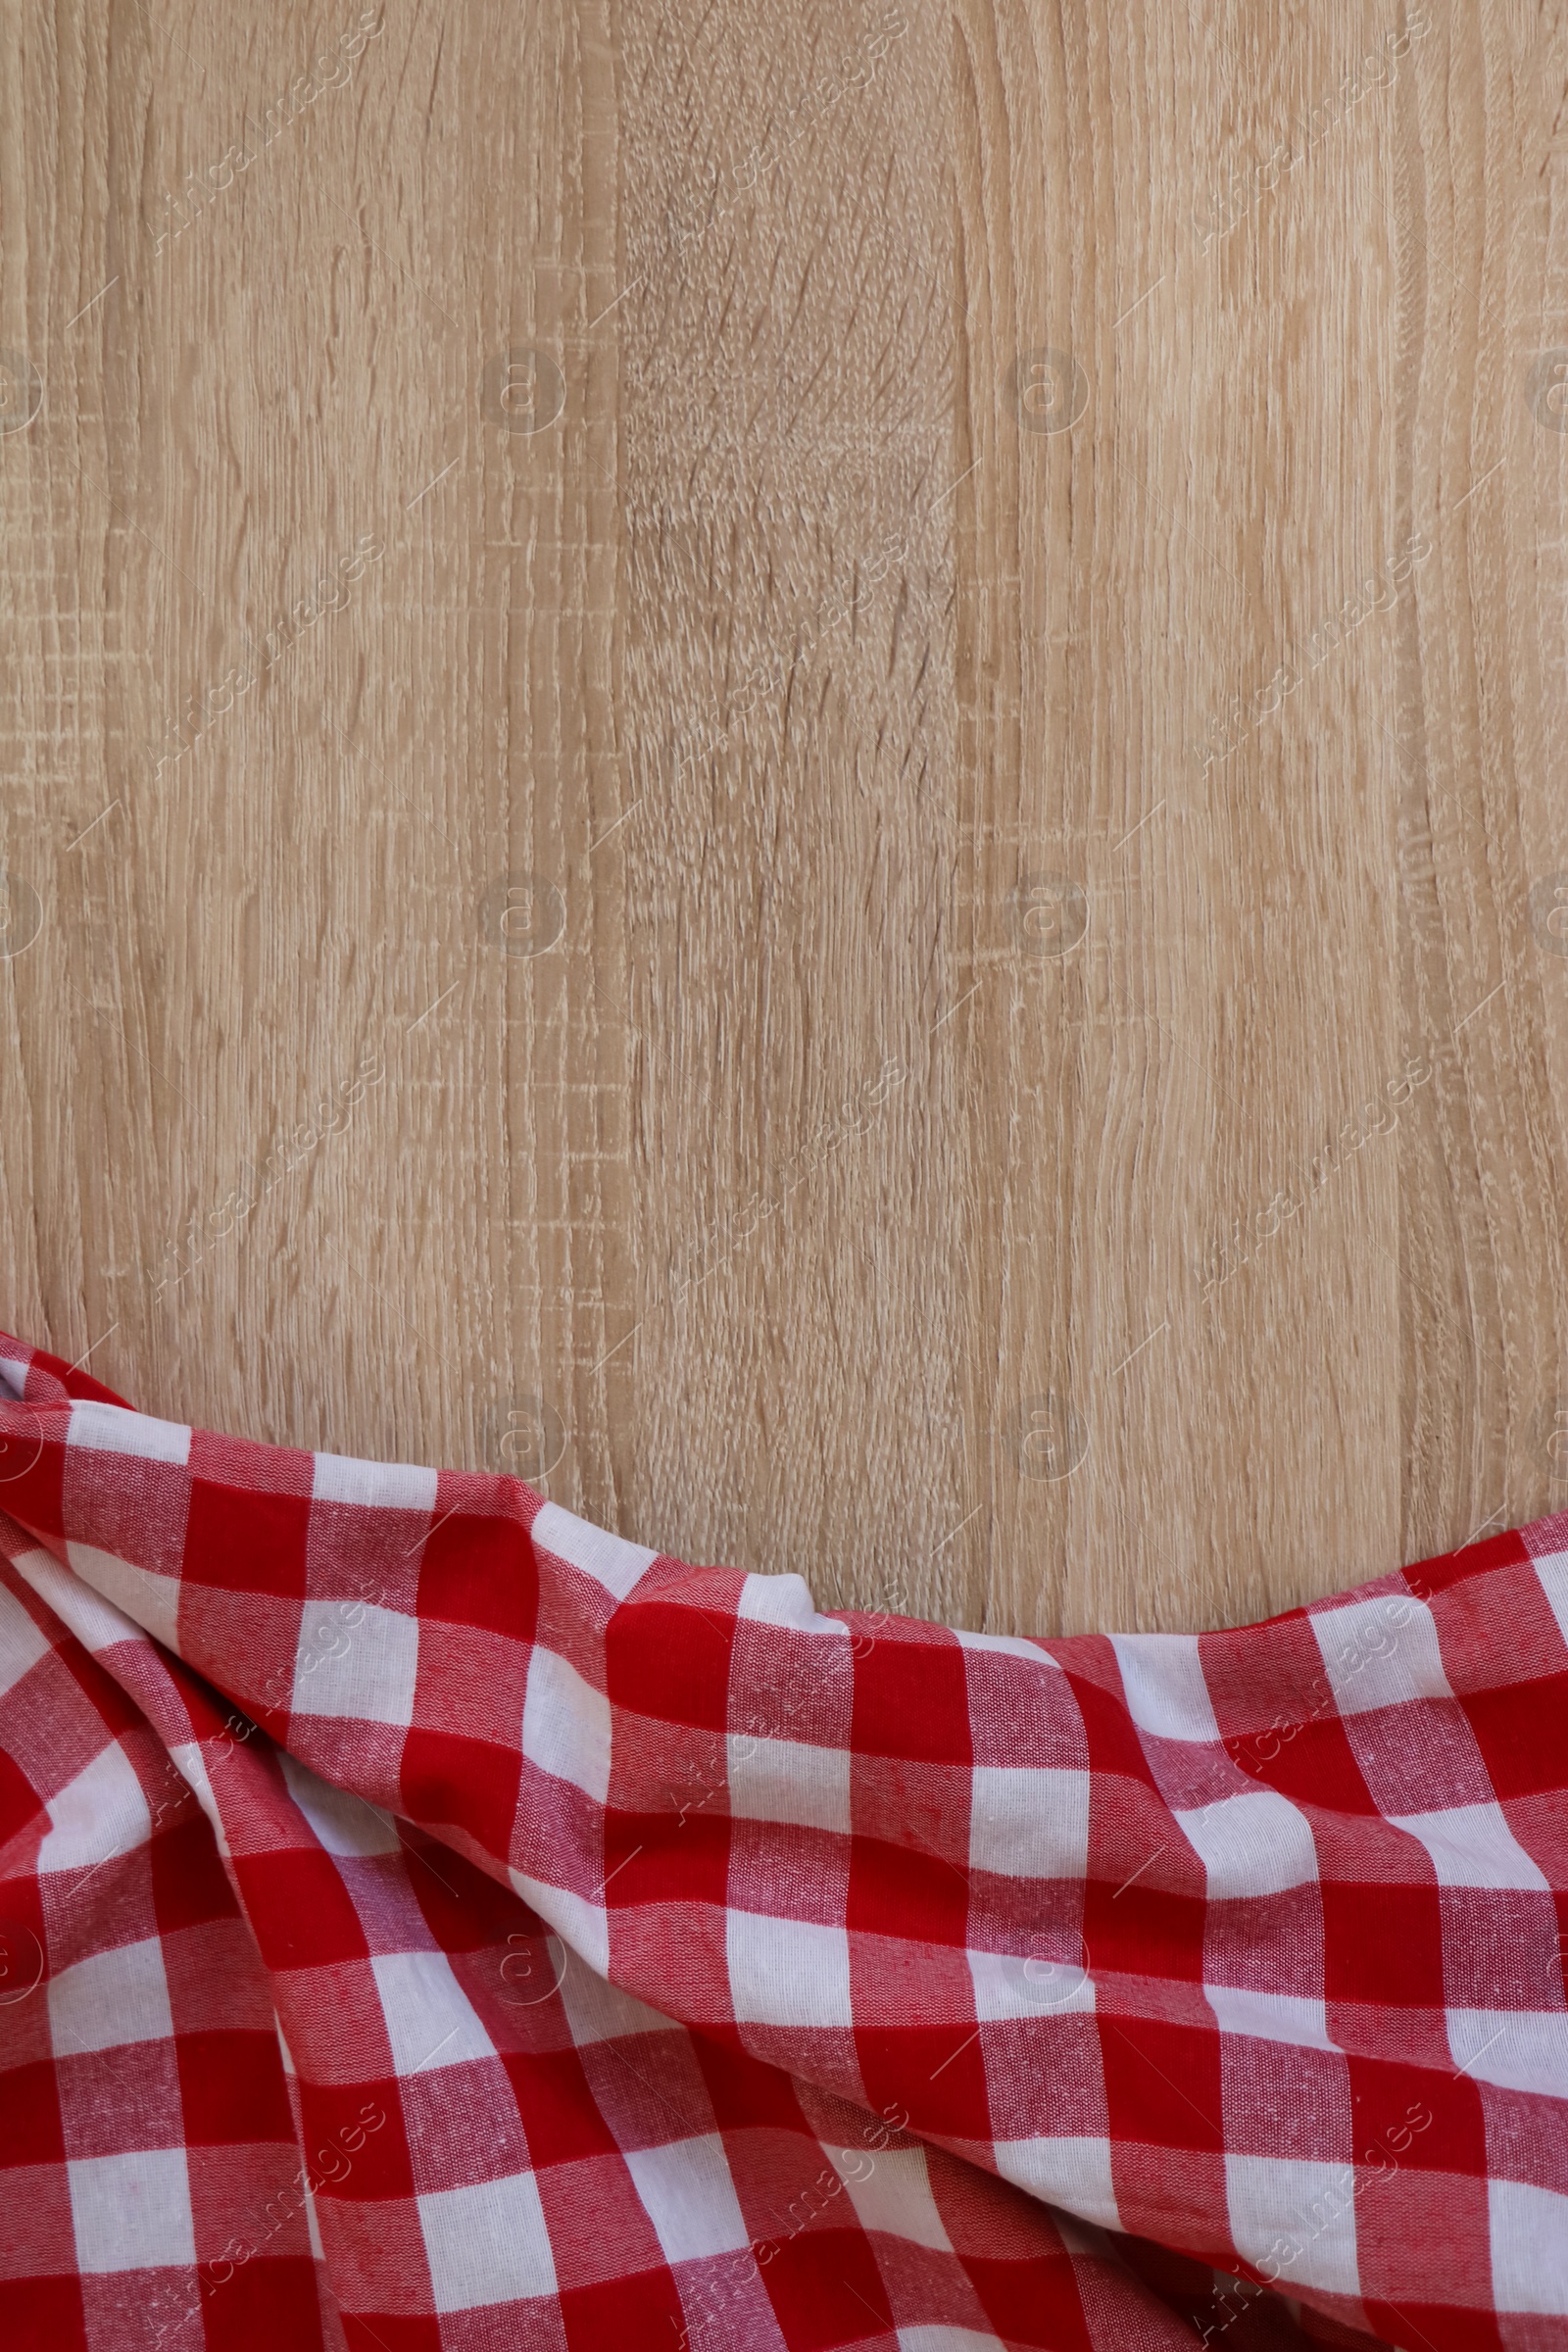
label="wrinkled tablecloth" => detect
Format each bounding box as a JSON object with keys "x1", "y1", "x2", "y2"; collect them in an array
[{"x1": 1, "y1": 1328, "x2": 1565, "y2": 2350}]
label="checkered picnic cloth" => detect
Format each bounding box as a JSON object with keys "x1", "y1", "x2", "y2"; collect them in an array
[{"x1": 0, "y1": 1329, "x2": 1565, "y2": 2351}]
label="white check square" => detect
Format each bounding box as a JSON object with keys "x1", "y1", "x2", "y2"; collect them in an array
[
  {"x1": 623, "y1": 2132, "x2": 752, "y2": 2263},
  {"x1": 312, "y1": 1451, "x2": 440, "y2": 1512},
  {"x1": 1446, "y1": 2008, "x2": 1568, "y2": 2098},
  {"x1": 510, "y1": 1873, "x2": 610, "y2": 1980},
  {"x1": 278, "y1": 1749, "x2": 401, "y2": 1856},
  {"x1": 728, "y1": 1734, "x2": 851, "y2": 1835},
  {"x1": 1488, "y1": 2178, "x2": 1568, "y2": 2313},
  {"x1": 1110, "y1": 1635, "x2": 1221, "y2": 1742},
  {"x1": 727, "y1": 1910, "x2": 853, "y2": 2029},
  {"x1": 371, "y1": 1950, "x2": 497, "y2": 2078},
  {"x1": 66, "y1": 1400, "x2": 191, "y2": 1463},
  {"x1": 290, "y1": 1600, "x2": 417, "y2": 1727},
  {"x1": 15, "y1": 1544, "x2": 146, "y2": 1661},
  {"x1": 827, "y1": 2142, "x2": 953, "y2": 2252},
  {"x1": 69, "y1": 2148, "x2": 196, "y2": 2273},
  {"x1": 968, "y1": 1765, "x2": 1089, "y2": 1878},
  {"x1": 1174, "y1": 1788, "x2": 1319, "y2": 1897},
  {"x1": 521, "y1": 1644, "x2": 612, "y2": 1804},
  {"x1": 64, "y1": 1542, "x2": 182, "y2": 1653},
  {"x1": 1225, "y1": 2153, "x2": 1360, "y2": 2295},
  {"x1": 994, "y1": 2137, "x2": 1119, "y2": 2231},
  {"x1": 967, "y1": 1946, "x2": 1093, "y2": 2021},
  {"x1": 1204, "y1": 1984, "x2": 1337, "y2": 2052},
  {"x1": 736, "y1": 1573, "x2": 853, "y2": 1635},
  {"x1": 1533, "y1": 1550, "x2": 1568, "y2": 1648},
  {"x1": 37, "y1": 1742, "x2": 151, "y2": 1877},
  {"x1": 1310, "y1": 1594, "x2": 1451, "y2": 1717},
  {"x1": 417, "y1": 2170, "x2": 557, "y2": 2311},
  {"x1": 530, "y1": 1501, "x2": 657, "y2": 1601},
  {"x1": 555, "y1": 1951, "x2": 679, "y2": 2047},
  {"x1": 50, "y1": 1936, "x2": 172, "y2": 2056},
  {"x1": 1388, "y1": 1801, "x2": 1551, "y2": 1891},
  {"x1": 0, "y1": 1588, "x2": 52, "y2": 1696}
]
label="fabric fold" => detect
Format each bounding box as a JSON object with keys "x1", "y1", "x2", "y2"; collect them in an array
[{"x1": 1, "y1": 1327, "x2": 1564, "y2": 2350}]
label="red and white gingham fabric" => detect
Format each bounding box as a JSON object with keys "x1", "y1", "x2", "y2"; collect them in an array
[{"x1": 1, "y1": 1329, "x2": 1565, "y2": 2351}]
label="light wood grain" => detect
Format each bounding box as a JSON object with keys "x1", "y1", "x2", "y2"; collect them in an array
[{"x1": 3, "y1": 0, "x2": 1566, "y2": 1636}]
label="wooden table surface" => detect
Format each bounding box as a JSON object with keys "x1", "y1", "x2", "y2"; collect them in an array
[{"x1": 4, "y1": 0, "x2": 1566, "y2": 1636}]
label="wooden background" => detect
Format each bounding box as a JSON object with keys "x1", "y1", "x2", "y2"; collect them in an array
[{"x1": 3, "y1": 0, "x2": 1567, "y2": 1638}]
